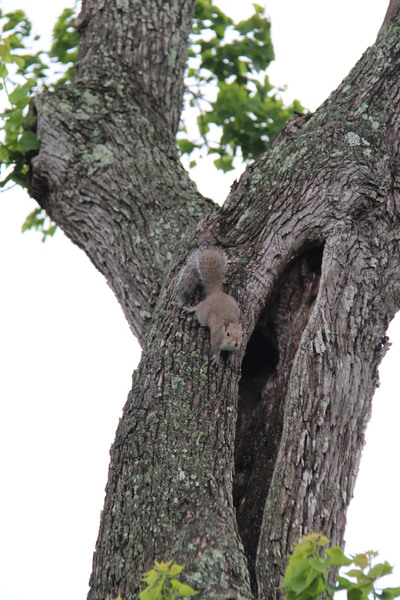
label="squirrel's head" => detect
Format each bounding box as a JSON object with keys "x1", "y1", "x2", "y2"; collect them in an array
[{"x1": 221, "y1": 320, "x2": 243, "y2": 352}]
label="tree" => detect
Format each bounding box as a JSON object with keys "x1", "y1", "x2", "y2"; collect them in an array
[{"x1": 3, "y1": 1, "x2": 400, "y2": 598}]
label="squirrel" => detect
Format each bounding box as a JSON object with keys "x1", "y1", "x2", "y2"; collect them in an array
[{"x1": 177, "y1": 247, "x2": 243, "y2": 364}]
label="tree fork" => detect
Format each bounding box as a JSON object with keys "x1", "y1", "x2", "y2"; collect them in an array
[{"x1": 29, "y1": 0, "x2": 213, "y2": 342}]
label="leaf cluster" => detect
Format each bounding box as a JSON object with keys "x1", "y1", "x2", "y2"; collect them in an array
[
  {"x1": 281, "y1": 533, "x2": 400, "y2": 600},
  {"x1": 0, "y1": 4, "x2": 79, "y2": 238},
  {"x1": 0, "y1": 9, "x2": 40, "y2": 189},
  {"x1": 21, "y1": 207, "x2": 57, "y2": 242},
  {"x1": 178, "y1": 0, "x2": 305, "y2": 172},
  {"x1": 337, "y1": 552, "x2": 400, "y2": 600},
  {"x1": 139, "y1": 560, "x2": 198, "y2": 600}
]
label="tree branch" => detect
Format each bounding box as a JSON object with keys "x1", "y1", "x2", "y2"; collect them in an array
[
  {"x1": 75, "y1": 0, "x2": 197, "y2": 135},
  {"x1": 29, "y1": 0, "x2": 215, "y2": 343},
  {"x1": 379, "y1": 0, "x2": 400, "y2": 35}
]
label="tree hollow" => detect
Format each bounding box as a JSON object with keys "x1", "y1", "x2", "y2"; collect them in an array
[{"x1": 234, "y1": 245, "x2": 324, "y2": 594}]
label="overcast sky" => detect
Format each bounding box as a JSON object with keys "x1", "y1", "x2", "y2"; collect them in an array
[{"x1": 0, "y1": 2, "x2": 399, "y2": 600}]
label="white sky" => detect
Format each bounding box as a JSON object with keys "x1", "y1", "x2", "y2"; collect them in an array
[{"x1": 1, "y1": 1, "x2": 399, "y2": 599}]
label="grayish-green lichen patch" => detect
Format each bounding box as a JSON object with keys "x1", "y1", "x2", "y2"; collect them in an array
[{"x1": 346, "y1": 131, "x2": 361, "y2": 147}]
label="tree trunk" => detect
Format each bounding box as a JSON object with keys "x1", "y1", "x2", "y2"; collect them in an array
[{"x1": 28, "y1": 1, "x2": 400, "y2": 598}]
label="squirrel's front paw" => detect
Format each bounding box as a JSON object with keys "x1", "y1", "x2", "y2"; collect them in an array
[
  {"x1": 212, "y1": 354, "x2": 220, "y2": 367},
  {"x1": 183, "y1": 305, "x2": 195, "y2": 314}
]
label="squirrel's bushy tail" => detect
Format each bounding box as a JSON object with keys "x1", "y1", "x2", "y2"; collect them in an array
[
  {"x1": 177, "y1": 247, "x2": 227, "y2": 305},
  {"x1": 197, "y1": 247, "x2": 226, "y2": 295}
]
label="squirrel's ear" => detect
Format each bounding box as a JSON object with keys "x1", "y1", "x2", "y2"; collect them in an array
[{"x1": 223, "y1": 318, "x2": 229, "y2": 328}]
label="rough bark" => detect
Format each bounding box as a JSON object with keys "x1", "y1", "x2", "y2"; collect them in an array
[
  {"x1": 30, "y1": 0, "x2": 213, "y2": 342},
  {"x1": 379, "y1": 0, "x2": 400, "y2": 34},
  {"x1": 28, "y1": 2, "x2": 400, "y2": 599}
]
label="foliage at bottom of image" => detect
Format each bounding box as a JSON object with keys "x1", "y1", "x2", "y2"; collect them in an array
[
  {"x1": 138, "y1": 559, "x2": 198, "y2": 600},
  {"x1": 281, "y1": 533, "x2": 400, "y2": 599}
]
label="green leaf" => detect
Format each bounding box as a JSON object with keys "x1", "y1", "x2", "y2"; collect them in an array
[
  {"x1": 253, "y1": 3, "x2": 264, "y2": 14},
  {"x1": 0, "y1": 38, "x2": 12, "y2": 62},
  {"x1": 213, "y1": 154, "x2": 233, "y2": 172},
  {"x1": 169, "y1": 579, "x2": 199, "y2": 597},
  {"x1": 347, "y1": 588, "x2": 364, "y2": 600},
  {"x1": 177, "y1": 139, "x2": 197, "y2": 155},
  {"x1": 21, "y1": 208, "x2": 57, "y2": 241},
  {"x1": 154, "y1": 559, "x2": 173, "y2": 573},
  {"x1": 3, "y1": 9, "x2": 29, "y2": 33},
  {"x1": 306, "y1": 575, "x2": 329, "y2": 598},
  {"x1": 13, "y1": 55, "x2": 25, "y2": 68},
  {"x1": 139, "y1": 582, "x2": 163, "y2": 600},
  {"x1": 18, "y1": 130, "x2": 39, "y2": 152},
  {"x1": 368, "y1": 561, "x2": 393, "y2": 580},
  {"x1": 346, "y1": 568, "x2": 367, "y2": 580},
  {"x1": 380, "y1": 587, "x2": 400, "y2": 599},
  {"x1": 141, "y1": 568, "x2": 159, "y2": 586},
  {"x1": 9, "y1": 170, "x2": 28, "y2": 188},
  {"x1": 282, "y1": 559, "x2": 314, "y2": 594},
  {"x1": 325, "y1": 545, "x2": 352, "y2": 567},
  {"x1": 353, "y1": 552, "x2": 377, "y2": 569},
  {"x1": 308, "y1": 558, "x2": 327, "y2": 574},
  {"x1": 0, "y1": 62, "x2": 9, "y2": 77},
  {"x1": 325, "y1": 581, "x2": 336, "y2": 597},
  {"x1": 336, "y1": 574, "x2": 355, "y2": 590},
  {"x1": 8, "y1": 79, "x2": 35, "y2": 106},
  {"x1": 167, "y1": 563, "x2": 185, "y2": 578}
]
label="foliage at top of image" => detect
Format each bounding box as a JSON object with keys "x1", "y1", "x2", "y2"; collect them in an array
[
  {"x1": 282, "y1": 533, "x2": 400, "y2": 599},
  {"x1": 179, "y1": 0, "x2": 304, "y2": 172},
  {"x1": 0, "y1": 4, "x2": 78, "y2": 240},
  {"x1": 0, "y1": 5, "x2": 77, "y2": 183},
  {"x1": 0, "y1": 0, "x2": 304, "y2": 238}
]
